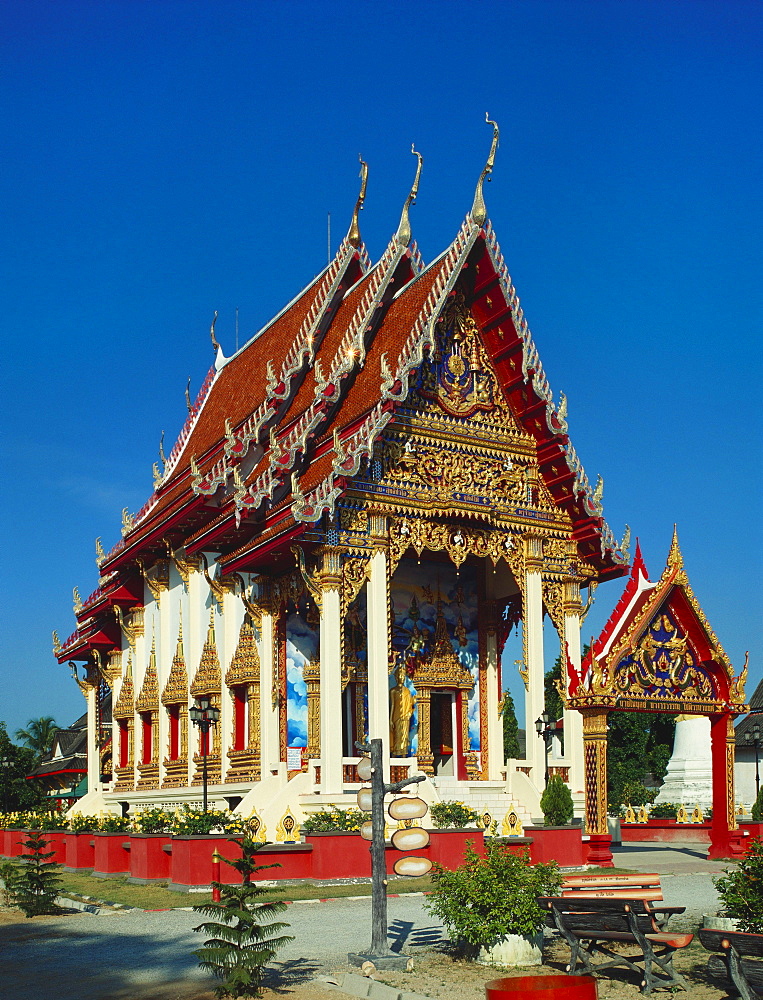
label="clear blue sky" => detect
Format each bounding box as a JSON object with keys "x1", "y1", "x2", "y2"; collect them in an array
[{"x1": 1, "y1": 0, "x2": 760, "y2": 737}]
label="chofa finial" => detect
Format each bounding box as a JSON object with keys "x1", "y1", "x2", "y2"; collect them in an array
[
  {"x1": 210, "y1": 311, "x2": 220, "y2": 353},
  {"x1": 347, "y1": 156, "x2": 368, "y2": 248},
  {"x1": 470, "y1": 113, "x2": 500, "y2": 227},
  {"x1": 395, "y1": 145, "x2": 423, "y2": 248}
]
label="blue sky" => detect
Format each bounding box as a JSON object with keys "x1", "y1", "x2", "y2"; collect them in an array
[{"x1": 0, "y1": 0, "x2": 760, "y2": 737}]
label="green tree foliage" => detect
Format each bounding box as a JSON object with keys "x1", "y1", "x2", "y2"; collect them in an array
[
  {"x1": 714, "y1": 838, "x2": 763, "y2": 933},
  {"x1": 752, "y1": 787, "x2": 763, "y2": 822},
  {"x1": 0, "y1": 723, "x2": 45, "y2": 811},
  {"x1": 7, "y1": 831, "x2": 63, "y2": 917},
  {"x1": 607, "y1": 712, "x2": 676, "y2": 810},
  {"x1": 425, "y1": 841, "x2": 562, "y2": 946},
  {"x1": 540, "y1": 774, "x2": 574, "y2": 826},
  {"x1": 502, "y1": 689, "x2": 520, "y2": 761},
  {"x1": 193, "y1": 837, "x2": 294, "y2": 998},
  {"x1": 545, "y1": 658, "x2": 564, "y2": 725},
  {"x1": 15, "y1": 717, "x2": 59, "y2": 762}
]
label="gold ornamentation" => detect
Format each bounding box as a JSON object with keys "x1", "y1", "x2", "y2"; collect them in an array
[
  {"x1": 114, "y1": 605, "x2": 144, "y2": 650},
  {"x1": 113, "y1": 655, "x2": 135, "y2": 719},
  {"x1": 471, "y1": 113, "x2": 499, "y2": 228},
  {"x1": 73, "y1": 587, "x2": 82, "y2": 614},
  {"x1": 135, "y1": 637, "x2": 160, "y2": 712},
  {"x1": 275, "y1": 808, "x2": 300, "y2": 843},
  {"x1": 729, "y1": 652, "x2": 748, "y2": 706},
  {"x1": 95, "y1": 537, "x2": 105, "y2": 566},
  {"x1": 121, "y1": 507, "x2": 134, "y2": 537},
  {"x1": 303, "y1": 657, "x2": 320, "y2": 759},
  {"x1": 138, "y1": 558, "x2": 169, "y2": 602},
  {"x1": 389, "y1": 659, "x2": 415, "y2": 756},
  {"x1": 502, "y1": 809, "x2": 523, "y2": 838},
  {"x1": 52, "y1": 630, "x2": 61, "y2": 657},
  {"x1": 161, "y1": 617, "x2": 188, "y2": 706},
  {"x1": 395, "y1": 144, "x2": 423, "y2": 249},
  {"x1": 346, "y1": 155, "x2": 368, "y2": 248},
  {"x1": 225, "y1": 614, "x2": 260, "y2": 686},
  {"x1": 516, "y1": 659, "x2": 529, "y2": 692},
  {"x1": 191, "y1": 609, "x2": 222, "y2": 697}
]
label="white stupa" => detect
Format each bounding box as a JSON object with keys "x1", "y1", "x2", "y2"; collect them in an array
[{"x1": 653, "y1": 714, "x2": 713, "y2": 810}]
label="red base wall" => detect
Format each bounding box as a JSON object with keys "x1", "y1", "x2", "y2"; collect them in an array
[
  {"x1": 64, "y1": 833, "x2": 96, "y2": 871},
  {"x1": 524, "y1": 826, "x2": 585, "y2": 867},
  {"x1": 128, "y1": 834, "x2": 173, "y2": 881},
  {"x1": 92, "y1": 833, "x2": 131, "y2": 877},
  {"x1": 621, "y1": 821, "x2": 711, "y2": 844}
]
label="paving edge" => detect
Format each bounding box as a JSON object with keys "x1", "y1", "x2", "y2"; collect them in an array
[{"x1": 315, "y1": 972, "x2": 433, "y2": 1000}]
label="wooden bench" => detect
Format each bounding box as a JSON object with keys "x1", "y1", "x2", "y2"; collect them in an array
[
  {"x1": 699, "y1": 928, "x2": 763, "y2": 1000},
  {"x1": 561, "y1": 872, "x2": 686, "y2": 929},
  {"x1": 538, "y1": 895, "x2": 694, "y2": 994}
]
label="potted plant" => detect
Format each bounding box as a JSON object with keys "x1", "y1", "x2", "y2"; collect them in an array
[
  {"x1": 65, "y1": 813, "x2": 100, "y2": 871},
  {"x1": 540, "y1": 775, "x2": 574, "y2": 827},
  {"x1": 424, "y1": 840, "x2": 562, "y2": 967},
  {"x1": 129, "y1": 807, "x2": 175, "y2": 882},
  {"x1": 713, "y1": 838, "x2": 763, "y2": 932},
  {"x1": 93, "y1": 813, "x2": 131, "y2": 878}
]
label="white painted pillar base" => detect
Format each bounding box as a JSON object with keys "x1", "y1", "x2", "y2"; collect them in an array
[
  {"x1": 86, "y1": 683, "x2": 100, "y2": 795},
  {"x1": 259, "y1": 611, "x2": 281, "y2": 776},
  {"x1": 483, "y1": 568, "x2": 503, "y2": 780},
  {"x1": 524, "y1": 544, "x2": 546, "y2": 791},
  {"x1": 319, "y1": 586, "x2": 343, "y2": 794},
  {"x1": 563, "y1": 611, "x2": 585, "y2": 796}
]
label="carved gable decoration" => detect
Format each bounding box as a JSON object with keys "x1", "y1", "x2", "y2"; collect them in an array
[
  {"x1": 135, "y1": 643, "x2": 160, "y2": 712},
  {"x1": 225, "y1": 614, "x2": 260, "y2": 687},
  {"x1": 420, "y1": 290, "x2": 496, "y2": 418},
  {"x1": 413, "y1": 599, "x2": 473, "y2": 691},
  {"x1": 191, "y1": 612, "x2": 222, "y2": 696},
  {"x1": 162, "y1": 625, "x2": 188, "y2": 706},
  {"x1": 573, "y1": 532, "x2": 747, "y2": 715}
]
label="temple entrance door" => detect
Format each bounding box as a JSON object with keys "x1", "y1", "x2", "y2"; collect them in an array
[{"x1": 431, "y1": 691, "x2": 455, "y2": 776}]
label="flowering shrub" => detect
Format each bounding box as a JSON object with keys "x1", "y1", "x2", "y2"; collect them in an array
[
  {"x1": 131, "y1": 807, "x2": 174, "y2": 834},
  {"x1": 647, "y1": 802, "x2": 679, "y2": 819},
  {"x1": 39, "y1": 811, "x2": 69, "y2": 831},
  {"x1": 0, "y1": 810, "x2": 66, "y2": 830},
  {"x1": 98, "y1": 813, "x2": 130, "y2": 833},
  {"x1": 429, "y1": 801, "x2": 479, "y2": 829},
  {"x1": 170, "y1": 806, "x2": 238, "y2": 836},
  {"x1": 69, "y1": 813, "x2": 100, "y2": 833},
  {"x1": 301, "y1": 807, "x2": 362, "y2": 833}
]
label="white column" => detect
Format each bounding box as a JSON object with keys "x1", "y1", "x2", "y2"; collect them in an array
[
  {"x1": 86, "y1": 681, "x2": 100, "y2": 795},
  {"x1": 563, "y1": 585, "x2": 585, "y2": 796},
  {"x1": 220, "y1": 589, "x2": 240, "y2": 782},
  {"x1": 319, "y1": 552, "x2": 343, "y2": 794},
  {"x1": 157, "y1": 581, "x2": 172, "y2": 787},
  {"x1": 524, "y1": 535, "x2": 546, "y2": 791},
  {"x1": 259, "y1": 609, "x2": 281, "y2": 775},
  {"x1": 367, "y1": 541, "x2": 390, "y2": 778},
  {"x1": 186, "y1": 562, "x2": 204, "y2": 785}
]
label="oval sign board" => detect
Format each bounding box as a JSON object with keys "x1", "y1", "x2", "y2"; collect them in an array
[
  {"x1": 388, "y1": 796, "x2": 427, "y2": 821},
  {"x1": 360, "y1": 820, "x2": 373, "y2": 841},
  {"x1": 356, "y1": 787, "x2": 373, "y2": 812},
  {"x1": 393, "y1": 856, "x2": 432, "y2": 877},
  {"x1": 356, "y1": 756, "x2": 372, "y2": 781},
  {"x1": 391, "y1": 826, "x2": 430, "y2": 851}
]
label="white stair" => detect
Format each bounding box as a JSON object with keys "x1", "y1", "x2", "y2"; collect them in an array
[{"x1": 431, "y1": 777, "x2": 536, "y2": 830}]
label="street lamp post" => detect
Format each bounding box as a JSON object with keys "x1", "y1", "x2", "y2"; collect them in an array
[
  {"x1": 189, "y1": 696, "x2": 220, "y2": 814},
  {"x1": 0, "y1": 755, "x2": 12, "y2": 812},
  {"x1": 744, "y1": 723, "x2": 762, "y2": 798},
  {"x1": 535, "y1": 712, "x2": 555, "y2": 786}
]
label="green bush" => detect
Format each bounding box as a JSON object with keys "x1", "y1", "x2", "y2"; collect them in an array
[
  {"x1": 751, "y1": 787, "x2": 763, "y2": 822},
  {"x1": 98, "y1": 814, "x2": 131, "y2": 833},
  {"x1": 620, "y1": 782, "x2": 658, "y2": 808},
  {"x1": 424, "y1": 840, "x2": 562, "y2": 947},
  {"x1": 429, "y1": 801, "x2": 479, "y2": 829},
  {"x1": 300, "y1": 807, "x2": 362, "y2": 833},
  {"x1": 714, "y1": 838, "x2": 763, "y2": 932},
  {"x1": 171, "y1": 806, "x2": 236, "y2": 836},
  {"x1": 8, "y1": 831, "x2": 63, "y2": 917},
  {"x1": 648, "y1": 802, "x2": 678, "y2": 819},
  {"x1": 540, "y1": 775, "x2": 574, "y2": 827},
  {"x1": 69, "y1": 813, "x2": 100, "y2": 833},
  {"x1": 131, "y1": 807, "x2": 174, "y2": 834},
  {"x1": 193, "y1": 837, "x2": 294, "y2": 997}
]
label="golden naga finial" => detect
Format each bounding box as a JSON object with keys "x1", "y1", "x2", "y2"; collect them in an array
[
  {"x1": 95, "y1": 536, "x2": 105, "y2": 565},
  {"x1": 52, "y1": 630, "x2": 62, "y2": 657},
  {"x1": 395, "y1": 144, "x2": 423, "y2": 248},
  {"x1": 73, "y1": 586, "x2": 82, "y2": 614},
  {"x1": 667, "y1": 524, "x2": 684, "y2": 569},
  {"x1": 470, "y1": 113, "x2": 500, "y2": 227},
  {"x1": 210, "y1": 310, "x2": 220, "y2": 353},
  {"x1": 347, "y1": 155, "x2": 368, "y2": 248},
  {"x1": 185, "y1": 376, "x2": 192, "y2": 413}
]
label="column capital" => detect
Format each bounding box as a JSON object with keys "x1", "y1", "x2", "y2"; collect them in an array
[
  {"x1": 523, "y1": 533, "x2": 544, "y2": 571},
  {"x1": 562, "y1": 576, "x2": 584, "y2": 616}
]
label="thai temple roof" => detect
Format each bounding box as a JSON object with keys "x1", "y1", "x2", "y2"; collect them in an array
[{"x1": 58, "y1": 121, "x2": 631, "y2": 661}]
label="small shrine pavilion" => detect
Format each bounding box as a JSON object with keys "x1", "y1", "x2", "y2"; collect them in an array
[
  {"x1": 54, "y1": 122, "x2": 630, "y2": 833},
  {"x1": 569, "y1": 532, "x2": 748, "y2": 862}
]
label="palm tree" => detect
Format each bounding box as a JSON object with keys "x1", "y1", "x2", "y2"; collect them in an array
[{"x1": 15, "y1": 716, "x2": 59, "y2": 761}]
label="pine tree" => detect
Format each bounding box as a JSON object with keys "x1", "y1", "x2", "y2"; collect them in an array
[
  {"x1": 11, "y1": 831, "x2": 63, "y2": 917},
  {"x1": 193, "y1": 837, "x2": 294, "y2": 998}
]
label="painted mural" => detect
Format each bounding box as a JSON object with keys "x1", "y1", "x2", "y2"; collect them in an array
[{"x1": 285, "y1": 599, "x2": 318, "y2": 748}]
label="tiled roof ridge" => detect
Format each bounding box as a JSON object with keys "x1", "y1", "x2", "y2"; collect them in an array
[
  {"x1": 189, "y1": 238, "x2": 365, "y2": 502},
  {"x1": 290, "y1": 216, "x2": 480, "y2": 522},
  {"x1": 233, "y1": 234, "x2": 420, "y2": 520}
]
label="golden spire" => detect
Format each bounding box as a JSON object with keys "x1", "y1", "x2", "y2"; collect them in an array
[
  {"x1": 347, "y1": 155, "x2": 368, "y2": 248},
  {"x1": 395, "y1": 144, "x2": 423, "y2": 248},
  {"x1": 470, "y1": 113, "x2": 500, "y2": 227},
  {"x1": 667, "y1": 524, "x2": 684, "y2": 570}
]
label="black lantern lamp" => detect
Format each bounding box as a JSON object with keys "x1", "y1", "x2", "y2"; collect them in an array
[
  {"x1": 535, "y1": 711, "x2": 555, "y2": 786},
  {"x1": 189, "y1": 696, "x2": 221, "y2": 815},
  {"x1": 744, "y1": 722, "x2": 762, "y2": 799}
]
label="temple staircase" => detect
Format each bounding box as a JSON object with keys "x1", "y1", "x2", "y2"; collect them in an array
[{"x1": 430, "y1": 776, "x2": 538, "y2": 831}]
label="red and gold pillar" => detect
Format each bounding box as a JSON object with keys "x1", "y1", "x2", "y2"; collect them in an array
[
  {"x1": 709, "y1": 712, "x2": 745, "y2": 859},
  {"x1": 581, "y1": 708, "x2": 613, "y2": 866}
]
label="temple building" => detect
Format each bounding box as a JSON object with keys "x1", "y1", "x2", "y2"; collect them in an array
[{"x1": 54, "y1": 124, "x2": 631, "y2": 833}]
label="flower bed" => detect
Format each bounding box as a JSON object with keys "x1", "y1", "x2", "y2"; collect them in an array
[
  {"x1": 64, "y1": 832, "x2": 96, "y2": 871},
  {"x1": 92, "y1": 832, "x2": 132, "y2": 878}
]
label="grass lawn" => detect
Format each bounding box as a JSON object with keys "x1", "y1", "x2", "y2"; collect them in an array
[{"x1": 57, "y1": 871, "x2": 435, "y2": 910}]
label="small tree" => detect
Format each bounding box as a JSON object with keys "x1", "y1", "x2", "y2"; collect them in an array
[
  {"x1": 502, "y1": 691, "x2": 521, "y2": 760},
  {"x1": 751, "y1": 786, "x2": 763, "y2": 822},
  {"x1": 193, "y1": 837, "x2": 294, "y2": 998},
  {"x1": 714, "y1": 838, "x2": 763, "y2": 932},
  {"x1": 540, "y1": 774, "x2": 574, "y2": 827},
  {"x1": 10, "y1": 831, "x2": 63, "y2": 917}
]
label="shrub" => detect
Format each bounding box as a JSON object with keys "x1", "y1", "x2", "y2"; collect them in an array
[
  {"x1": 172, "y1": 806, "x2": 234, "y2": 836},
  {"x1": 425, "y1": 840, "x2": 562, "y2": 947},
  {"x1": 620, "y1": 782, "x2": 658, "y2": 808},
  {"x1": 69, "y1": 813, "x2": 100, "y2": 833},
  {"x1": 193, "y1": 837, "x2": 294, "y2": 997},
  {"x1": 648, "y1": 802, "x2": 678, "y2": 819},
  {"x1": 429, "y1": 801, "x2": 478, "y2": 829},
  {"x1": 540, "y1": 775, "x2": 574, "y2": 827},
  {"x1": 98, "y1": 813, "x2": 130, "y2": 833},
  {"x1": 131, "y1": 807, "x2": 174, "y2": 834},
  {"x1": 752, "y1": 787, "x2": 763, "y2": 822},
  {"x1": 301, "y1": 807, "x2": 362, "y2": 833},
  {"x1": 714, "y1": 838, "x2": 763, "y2": 932},
  {"x1": 9, "y1": 831, "x2": 63, "y2": 917}
]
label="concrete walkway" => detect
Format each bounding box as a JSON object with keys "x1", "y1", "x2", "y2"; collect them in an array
[{"x1": 612, "y1": 840, "x2": 735, "y2": 874}]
